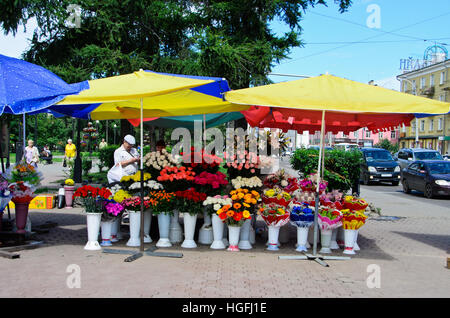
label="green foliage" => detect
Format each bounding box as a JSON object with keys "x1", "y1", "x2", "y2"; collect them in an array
[
  {"x1": 290, "y1": 148, "x2": 363, "y2": 193},
  {"x1": 99, "y1": 145, "x2": 118, "y2": 169},
  {"x1": 82, "y1": 157, "x2": 92, "y2": 175},
  {"x1": 374, "y1": 138, "x2": 399, "y2": 154}
]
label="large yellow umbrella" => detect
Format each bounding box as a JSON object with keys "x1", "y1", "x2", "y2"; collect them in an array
[
  {"x1": 225, "y1": 74, "x2": 450, "y2": 261},
  {"x1": 56, "y1": 70, "x2": 247, "y2": 119}
]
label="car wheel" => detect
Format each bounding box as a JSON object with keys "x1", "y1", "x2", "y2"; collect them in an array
[
  {"x1": 391, "y1": 181, "x2": 399, "y2": 186},
  {"x1": 424, "y1": 183, "x2": 434, "y2": 199},
  {"x1": 402, "y1": 179, "x2": 411, "y2": 194}
]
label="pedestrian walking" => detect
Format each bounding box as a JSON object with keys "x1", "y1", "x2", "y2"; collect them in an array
[
  {"x1": 23, "y1": 139, "x2": 39, "y2": 167},
  {"x1": 99, "y1": 138, "x2": 108, "y2": 150},
  {"x1": 64, "y1": 139, "x2": 77, "y2": 167}
]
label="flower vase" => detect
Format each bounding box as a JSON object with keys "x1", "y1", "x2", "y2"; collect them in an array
[
  {"x1": 330, "y1": 228, "x2": 340, "y2": 250},
  {"x1": 181, "y1": 213, "x2": 197, "y2": 248},
  {"x1": 227, "y1": 225, "x2": 241, "y2": 252},
  {"x1": 100, "y1": 220, "x2": 114, "y2": 246},
  {"x1": 238, "y1": 218, "x2": 252, "y2": 250},
  {"x1": 343, "y1": 229, "x2": 357, "y2": 255},
  {"x1": 222, "y1": 223, "x2": 229, "y2": 246},
  {"x1": 210, "y1": 214, "x2": 225, "y2": 249},
  {"x1": 337, "y1": 227, "x2": 345, "y2": 248},
  {"x1": 64, "y1": 185, "x2": 75, "y2": 208},
  {"x1": 126, "y1": 211, "x2": 141, "y2": 247},
  {"x1": 143, "y1": 209, "x2": 152, "y2": 243},
  {"x1": 319, "y1": 229, "x2": 332, "y2": 254},
  {"x1": 84, "y1": 213, "x2": 102, "y2": 250},
  {"x1": 156, "y1": 213, "x2": 172, "y2": 247},
  {"x1": 267, "y1": 225, "x2": 281, "y2": 251},
  {"x1": 198, "y1": 210, "x2": 213, "y2": 245},
  {"x1": 110, "y1": 217, "x2": 121, "y2": 242},
  {"x1": 14, "y1": 202, "x2": 30, "y2": 234},
  {"x1": 354, "y1": 229, "x2": 360, "y2": 251},
  {"x1": 169, "y1": 210, "x2": 183, "y2": 244},
  {"x1": 295, "y1": 226, "x2": 310, "y2": 252}
]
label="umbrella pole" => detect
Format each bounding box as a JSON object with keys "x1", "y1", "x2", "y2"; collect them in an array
[
  {"x1": 279, "y1": 110, "x2": 351, "y2": 266},
  {"x1": 102, "y1": 97, "x2": 183, "y2": 262},
  {"x1": 23, "y1": 114, "x2": 26, "y2": 155}
]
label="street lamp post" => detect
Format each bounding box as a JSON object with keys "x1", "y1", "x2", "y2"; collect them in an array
[{"x1": 113, "y1": 124, "x2": 117, "y2": 145}]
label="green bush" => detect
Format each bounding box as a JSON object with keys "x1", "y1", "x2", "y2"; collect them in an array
[
  {"x1": 290, "y1": 148, "x2": 363, "y2": 193},
  {"x1": 374, "y1": 138, "x2": 399, "y2": 154},
  {"x1": 99, "y1": 145, "x2": 119, "y2": 169},
  {"x1": 82, "y1": 158, "x2": 93, "y2": 175}
]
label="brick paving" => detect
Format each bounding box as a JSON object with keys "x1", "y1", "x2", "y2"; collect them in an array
[{"x1": 0, "y1": 158, "x2": 448, "y2": 298}]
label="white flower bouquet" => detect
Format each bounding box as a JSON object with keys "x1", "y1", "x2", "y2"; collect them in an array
[{"x1": 231, "y1": 176, "x2": 263, "y2": 189}]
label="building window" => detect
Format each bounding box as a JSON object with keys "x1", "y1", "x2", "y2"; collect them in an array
[
  {"x1": 420, "y1": 120, "x2": 425, "y2": 132},
  {"x1": 412, "y1": 80, "x2": 416, "y2": 94},
  {"x1": 438, "y1": 117, "x2": 443, "y2": 130},
  {"x1": 365, "y1": 130, "x2": 371, "y2": 138},
  {"x1": 430, "y1": 74, "x2": 435, "y2": 86},
  {"x1": 411, "y1": 121, "x2": 416, "y2": 133},
  {"x1": 440, "y1": 71, "x2": 446, "y2": 85},
  {"x1": 439, "y1": 94, "x2": 445, "y2": 102},
  {"x1": 391, "y1": 131, "x2": 396, "y2": 139},
  {"x1": 420, "y1": 77, "x2": 426, "y2": 88},
  {"x1": 378, "y1": 132, "x2": 383, "y2": 139},
  {"x1": 429, "y1": 119, "x2": 434, "y2": 131}
]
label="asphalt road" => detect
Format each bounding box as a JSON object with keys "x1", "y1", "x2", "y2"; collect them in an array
[{"x1": 360, "y1": 182, "x2": 450, "y2": 210}]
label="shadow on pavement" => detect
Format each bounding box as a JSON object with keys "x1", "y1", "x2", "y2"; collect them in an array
[{"x1": 392, "y1": 231, "x2": 450, "y2": 254}]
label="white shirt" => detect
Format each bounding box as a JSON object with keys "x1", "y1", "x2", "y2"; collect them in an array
[{"x1": 114, "y1": 145, "x2": 139, "y2": 176}]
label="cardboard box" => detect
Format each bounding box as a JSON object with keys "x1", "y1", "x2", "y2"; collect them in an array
[{"x1": 8, "y1": 194, "x2": 56, "y2": 210}]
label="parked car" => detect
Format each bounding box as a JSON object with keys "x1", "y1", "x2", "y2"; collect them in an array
[
  {"x1": 395, "y1": 148, "x2": 443, "y2": 170},
  {"x1": 401, "y1": 160, "x2": 450, "y2": 198},
  {"x1": 307, "y1": 145, "x2": 333, "y2": 151},
  {"x1": 334, "y1": 143, "x2": 359, "y2": 152},
  {"x1": 360, "y1": 148, "x2": 401, "y2": 186}
]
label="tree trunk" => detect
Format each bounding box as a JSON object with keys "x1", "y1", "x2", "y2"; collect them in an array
[{"x1": 120, "y1": 119, "x2": 133, "y2": 143}]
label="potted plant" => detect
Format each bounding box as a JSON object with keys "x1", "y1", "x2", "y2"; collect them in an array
[
  {"x1": 289, "y1": 203, "x2": 315, "y2": 252},
  {"x1": 317, "y1": 206, "x2": 343, "y2": 254},
  {"x1": 64, "y1": 178, "x2": 75, "y2": 208},
  {"x1": 121, "y1": 196, "x2": 154, "y2": 247},
  {"x1": 101, "y1": 200, "x2": 125, "y2": 246},
  {"x1": 259, "y1": 203, "x2": 290, "y2": 251},
  {"x1": 341, "y1": 208, "x2": 368, "y2": 255},
  {"x1": 148, "y1": 190, "x2": 177, "y2": 247},
  {"x1": 73, "y1": 185, "x2": 112, "y2": 250},
  {"x1": 203, "y1": 195, "x2": 232, "y2": 249}
]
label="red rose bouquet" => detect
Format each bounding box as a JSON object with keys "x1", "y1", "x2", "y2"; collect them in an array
[
  {"x1": 182, "y1": 147, "x2": 222, "y2": 173},
  {"x1": 9, "y1": 181, "x2": 36, "y2": 204},
  {"x1": 175, "y1": 188, "x2": 207, "y2": 215},
  {"x1": 258, "y1": 203, "x2": 290, "y2": 227},
  {"x1": 121, "y1": 196, "x2": 155, "y2": 212},
  {"x1": 193, "y1": 171, "x2": 228, "y2": 195},
  {"x1": 73, "y1": 185, "x2": 112, "y2": 213}
]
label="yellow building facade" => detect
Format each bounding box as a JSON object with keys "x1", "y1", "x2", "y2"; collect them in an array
[{"x1": 397, "y1": 59, "x2": 450, "y2": 154}]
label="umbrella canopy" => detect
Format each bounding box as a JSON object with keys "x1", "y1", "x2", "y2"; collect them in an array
[
  {"x1": 226, "y1": 74, "x2": 450, "y2": 115},
  {"x1": 53, "y1": 70, "x2": 248, "y2": 119},
  {"x1": 127, "y1": 112, "x2": 243, "y2": 130},
  {"x1": 0, "y1": 54, "x2": 89, "y2": 115}
]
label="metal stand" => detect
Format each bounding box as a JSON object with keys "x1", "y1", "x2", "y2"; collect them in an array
[
  {"x1": 103, "y1": 246, "x2": 183, "y2": 262},
  {"x1": 278, "y1": 110, "x2": 352, "y2": 267}
]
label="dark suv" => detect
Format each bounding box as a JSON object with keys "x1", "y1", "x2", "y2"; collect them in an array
[{"x1": 360, "y1": 148, "x2": 401, "y2": 186}]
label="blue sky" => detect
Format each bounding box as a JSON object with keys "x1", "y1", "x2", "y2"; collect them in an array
[{"x1": 1, "y1": 0, "x2": 449, "y2": 90}]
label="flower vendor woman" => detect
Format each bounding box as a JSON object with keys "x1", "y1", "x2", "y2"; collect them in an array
[{"x1": 113, "y1": 134, "x2": 140, "y2": 176}]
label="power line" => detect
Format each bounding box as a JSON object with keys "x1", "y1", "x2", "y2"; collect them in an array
[
  {"x1": 305, "y1": 38, "x2": 450, "y2": 45},
  {"x1": 282, "y1": 11, "x2": 450, "y2": 64}
]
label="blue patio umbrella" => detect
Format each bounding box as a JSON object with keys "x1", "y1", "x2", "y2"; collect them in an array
[{"x1": 0, "y1": 54, "x2": 89, "y2": 148}]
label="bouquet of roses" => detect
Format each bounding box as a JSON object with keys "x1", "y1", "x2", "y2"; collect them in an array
[
  {"x1": 174, "y1": 188, "x2": 207, "y2": 215},
  {"x1": 121, "y1": 196, "x2": 155, "y2": 212},
  {"x1": 262, "y1": 187, "x2": 292, "y2": 207},
  {"x1": 319, "y1": 190, "x2": 344, "y2": 210},
  {"x1": 258, "y1": 203, "x2": 290, "y2": 227},
  {"x1": 343, "y1": 195, "x2": 369, "y2": 212},
  {"x1": 341, "y1": 209, "x2": 368, "y2": 230},
  {"x1": 299, "y1": 173, "x2": 328, "y2": 193},
  {"x1": 231, "y1": 176, "x2": 262, "y2": 190},
  {"x1": 292, "y1": 188, "x2": 317, "y2": 207},
  {"x1": 182, "y1": 147, "x2": 222, "y2": 173},
  {"x1": 147, "y1": 190, "x2": 177, "y2": 215},
  {"x1": 120, "y1": 171, "x2": 152, "y2": 190},
  {"x1": 229, "y1": 188, "x2": 260, "y2": 214},
  {"x1": 289, "y1": 202, "x2": 315, "y2": 228},
  {"x1": 194, "y1": 171, "x2": 228, "y2": 195},
  {"x1": 317, "y1": 206, "x2": 343, "y2": 231},
  {"x1": 9, "y1": 181, "x2": 35, "y2": 204},
  {"x1": 157, "y1": 166, "x2": 195, "y2": 192},
  {"x1": 203, "y1": 195, "x2": 232, "y2": 216},
  {"x1": 144, "y1": 148, "x2": 180, "y2": 177},
  {"x1": 73, "y1": 185, "x2": 112, "y2": 213},
  {"x1": 223, "y1": 150, "x2": 262, "y2": 179},
  {"x1": 128, "y1": 180, "x2": 163, "y2": 196},
  {"x1": 6, "y1": 161, "x2": 42, "y2": 187},
  {"x1": 263, "y1": 170, "x2": 299, "y2": 193},
  {"x1": 215, "y1": 197, "x2": 253, "y2": 227}
]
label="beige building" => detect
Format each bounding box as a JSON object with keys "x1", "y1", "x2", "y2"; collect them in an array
[{"x1": 397, "y1": 59, "x2": 450, "y2": 154}]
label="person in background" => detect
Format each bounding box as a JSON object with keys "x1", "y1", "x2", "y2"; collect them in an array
[
  {"x1": 64, "y1": 139, "x2": 77, "y2": 165},
  {"x1": 113, "y1": 135, "x2": 140, "y2": 176},
  {"x1": 99, "y1": 138, "x2": 108, "y2": 150},
  {"x1": 23, "y1": 139, "x2": 39, "y2": 167},
  {"x1": 42, "y1": 145, "x2": 51, "y2": 156},
  {"x1": 156, "y1": 140, "x2": 166, "y2": 152}
]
